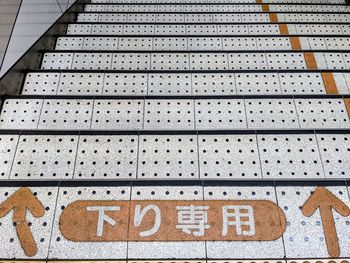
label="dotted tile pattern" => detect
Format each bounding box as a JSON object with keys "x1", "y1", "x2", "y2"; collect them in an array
[
  {"x1": 0, "y1": 133, "x2": 348, "y2": 180},
  {"x1": 2, "y1": 0, "x2": 350, "y2": 260},
  {"x1": 40, "y1": 51, "x2": 350, "y2": 71},
  {"x1": 1, "y1": 98, "x2": 349, "y2": 130},
  {"x1": 24, "y1": 72, "x2": 336, "y2": 96}
]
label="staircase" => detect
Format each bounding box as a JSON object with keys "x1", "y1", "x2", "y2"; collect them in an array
[{"x1": 0, "y1": 0, "x2": 350, "y2": 260}]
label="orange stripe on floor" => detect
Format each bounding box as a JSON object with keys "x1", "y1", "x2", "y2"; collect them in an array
[
  {"x1": 262, "y1": 4, "x2": 270, "y2": 12},
  {"x1": 322, "y1": 73, "x2": 338, "y2": 95},
  {"x1": 279, "y1": 24, "x2": 289, "y2": 35},
  {"x1": 304, "y1": 52, "x2": 318, "y2": 70},
  {"x1": 290, "y1": 37, "x2": 301, "y2": 50},
  {"x1": 269, "y1": 13, "x2": 278, "y2": 22},
  {"x1": 344, "y1": 99, "x2": 350, "y2": 118}
]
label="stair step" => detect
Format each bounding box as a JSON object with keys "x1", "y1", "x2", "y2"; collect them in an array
[{"x1": 0, "y1": 98, "x2": 349, "y2": 130}]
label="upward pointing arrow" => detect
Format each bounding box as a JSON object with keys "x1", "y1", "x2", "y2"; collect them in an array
[
  {"x1": 302, "y1": 186, "x2": 350, "y2": 257},
  {"x1": 0, "y1": 187, "x2": 45, "y2": 257}
]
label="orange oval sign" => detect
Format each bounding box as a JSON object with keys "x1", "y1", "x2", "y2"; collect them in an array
[{"x1": 60, "y1": 200, "x2": 286, "y2": 242}]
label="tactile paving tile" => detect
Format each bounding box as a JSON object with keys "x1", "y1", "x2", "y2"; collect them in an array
[
  {"x1": 295, "y1": 99, "x2": 350, "y2": 129},
  {"x1": 92, "y1": 24, "x2": 123, "y2": 34},
  {"x1": 236, "y1": 73, "x2": 281, "y2": 95},
  {"x1": 85, "y1": 4, "x2": 105, "y2": 11},
  {"x1": 211, "y1": 4, "x2": 237, "y2": 12},
  {"x1": 22, "y1": 73, "x2": 60, "y2": 95},
  {"x1": 310, "y1": 24, "x2": 343, "y2": 35},
  {"x1": 248, "y1": 24, "x2": 279, "y2": 35},
  {"x1": 215, "y1": 25, "x2": 249, "y2": 36},
  {"x1": 144, "y1": 100, "x2": 194, "y2": 130},
  {"x1": 186, "y1": 13, "x2": 213, "y2": 23},
  {"x1": 279, "y1": 73, "x2": 325, "y2": 94},
  {"x1": 152, "y1": 53, "x2": 189, "y2": 70},
  {"x1": 72, "y1": 53, "x2": 112, "y2": 70},
  {"x1": 0, "y1": 187, "x2": 58, "y2": 258},
  {"x1": 213, "y1": 14, "x2": 241, "y2": 23},
  {"x1": 58, "y1": 73, "x2": 104, "y2": 95},
  {"x1": 222, "y1": 37, "x2": 256, "y2": 50},
  {"x1": 245, "y1": 99, "x2": 300, "y2": 129},
  {"x1": 38, "y1": 100, "x2": 93, "y2": 130},
  {"x1": 267, "y1": 53, "x2": 307, "y2": 70},
  {"x1": 128, "y1": 186, "x2": 205, "y2": 259},
  {"x1": 118, "y1": 37, "x2": 152, "y2": 51},
  {"x1": 133, "y1": 5, "x2": 157, "y2": 12},
  {"x1": 257, "y1": 134, "x2": 324, "y2": 179},
  {"x1": 112, "y1": 53, "x2": 150, "y2": 70},
  {"x1": 307, "y1": 37, "x2": 327, "y2": 50},
  {"x1": 190, "y1": 53, "x2": 228, "y2": 70},
  {"x1": 341, "y1": 25, "x2": 350, "y2": 35},
  {"x1": 301, "y1": 14, "x2": 328, "y2": 23},
  {"x1": 156, "y1": 14, "x2": 184, "y2": 23},
  {"x1": 0, "y1": 135, "x2": 19, "y2": 179},
  {"x1": 198, "y1": 135, "x2": 261, "y2": 179},
  {"x1": 188, "y1": 37, "x2": 222, "y2": 51},
  {"x1": 41, "y1": 53, "x2": 73, "y2": 70},
  {"x1": 155, "y1": 25, "x2": 185, "y2": 35},
  {"x1": 242, "y1": 13, "x2": 269, "y2": 23},
  {"x1": 276, "y1": 185, "x2": 350, "y2": 258},
  {"x1": 138, "y1": 135, "x2": 198, "y2": 179},
  {"x1": 341, "y1": 54, "x2": 350, "y2": 70},
  {"x1": 195, "y1": 99, "x2": 247, "y2": 130},
  {"x1": 158, "y1": 4, "x2": 184, "y2": 12},
  {"x1": 128, "y1": 13, "x2": 155, "y2": 23},
  {"x1": 228, "y1": 53, "x2": 267, "y2": 70},
  {"x1": 278, "y1": 14, "x2": 299, "y2": 23},
  {"x1": 107, "y1": 4, "x2": 130, "y2": 11},
  {"x1": 10, "y1": 135, "x2": 78, "y2": 179},
  {"x1": 187, "y1": 4, "x2": 211, "y2": 12},
  {"x1": 98, "y1": 13, "x2": 126, "y2": 23},
  {"x1": 91, "y1": 100, "x2": 144, "y2": 130},
  {"x1": 192, "y1": 73, "x2": 236, "y2": 95},
  {"x1": 205, "y1": 186, "x2": 284, "y2": 259},
  {"x1": 74, "y1": 135, "x2": 138, "y2": 179},
  {"x1": 77, "y1": 13, "x2": 99, "y2": 22},
  {"x1": 327, "y1": 13, "x2": 349, "y2": 23},
  {"x1": 325, "y1": 37, "x2": 350, "y2": 50},
  {"x1": 104, "y1": 73, "x2": 148, "y2": 95},
  {"x1": 237, "y1": 4, "x2": 262, "y2": 11},
  {"x1": 287, "y1": 4, "x2": 312, "y2": 12},
  {"x1": 56, "y1": 37, "x2": 84, "y2": 50},
  {"x1": 148, "y1": 74, "x2": 191, "y2": 95},
  {"x1": 83, "y1": 37, "x2": 118, "y2": 50},
  {"x1": 323, "y1": 53, "x2": 347, "y2": 70},
  {"x1": 316, "y1": 134, "x2": 350, "y2": 179},
  {"x1": 153, "y1": 37, "x2": 187, "y2": 51},
  {"x1": 257, "y1": 37, "x2": 292, "y2": 51},
  {"x1": 0, "y1": 99, "x2": 43, "y2": 129},
  {"x1": 66, "y1": 24, "x2": 91, "y2": 35},
  {"x1": 49, "y1": 186, "x2": 130, "y2": 259},
  {"x1": 123, "y1": 24, "x2": 154, "y2": 35}
]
